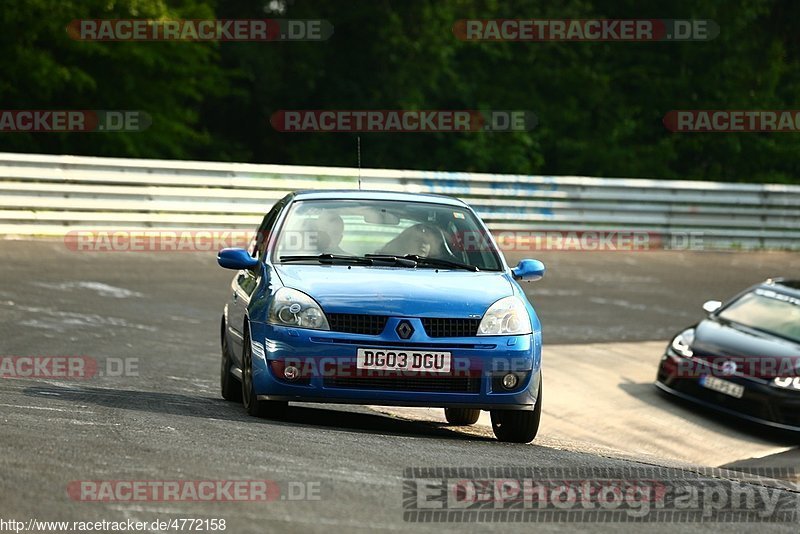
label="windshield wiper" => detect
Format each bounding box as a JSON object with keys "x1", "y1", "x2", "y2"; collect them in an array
[
  {"x1": 359, "y1": 254, "x2": 419, "y2": 267},
  {"x1": 280, "y1": 254, "x2": 375, "y2": 265},
  {"x1": 366, "y1": 254, "x2": 479, "y2": 272},
  {"x1": 281, "y1": 253, "x2": 479, "y2": 271},
  {"x1": 280, "y1": 254, "x2": 418, "y2": 267}
]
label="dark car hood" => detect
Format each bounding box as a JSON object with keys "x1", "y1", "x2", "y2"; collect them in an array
[
  {"x1": 274, "y1": 264, "x2": 514, "y2": 317},
  {"x1": 692, "y1": 318, "x2": 800, "y2": 359}
]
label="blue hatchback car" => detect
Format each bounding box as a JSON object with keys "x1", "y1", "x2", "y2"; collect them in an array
[{"x1": 217, "y1": 190, "x2": 545, "y2": 442}]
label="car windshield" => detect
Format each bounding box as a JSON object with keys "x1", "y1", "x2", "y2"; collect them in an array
[
  {"x1": 717, "y1": 288, "x2": 800, "y2": 343},
  {"x1": 272, "y1": 199, "x2": 502, "y2": 271}
]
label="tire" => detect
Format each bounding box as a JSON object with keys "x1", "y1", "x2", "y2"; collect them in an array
[
  {"x1": 444, "y1": 408, "x2": 481, "y2": 425},
  {"x1": 220, "y1": 316, "x2": 242, "y2": 402},
  {"x1": 490, "y1": 377, "x2": 542, "y2": 443},
  {"x1": 241, "y1": 327, "x2": 287, "y2": 419}
]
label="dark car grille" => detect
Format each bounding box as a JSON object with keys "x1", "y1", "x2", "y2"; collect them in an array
[
  {"x1": 778, "y1": 408, "x2": 800, "y2": 427},
  {"x1": 421, "y1": 318, "x2": 481, "y2": 338},
  {"x1": 324, "y1": 374, "x2": 481, "y2": 393},
  {"x1": 327, "y1": 313, "x2": 388, "y2": 335},
  {"x1": 325, "y1": 315, "x2": 481, "y2": 337},
  {"x1": 670, "y1": 379, "x2": 772, "y2": 420},
  {"x1": 777, "y1": 400, "x2": 800, "y2": 427}
]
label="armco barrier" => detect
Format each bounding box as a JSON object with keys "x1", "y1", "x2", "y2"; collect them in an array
[{"x1": 0, "y1": 152, "x2": 799, "y2": 249}]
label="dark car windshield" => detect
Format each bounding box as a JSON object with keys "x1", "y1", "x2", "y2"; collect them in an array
[
  {"x1": 717, "y1": 288, "x2": 800, "y2": 343},
  {"x1": 272, "y1": 199, "x2": 502, "y2": 271}
]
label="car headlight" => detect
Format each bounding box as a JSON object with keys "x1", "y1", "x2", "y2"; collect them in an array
[
  {"x1": 772, "y1": 377, "x2": 800, "y2": 390},
  {"x1": 477, "y1": 296, "x2": 532, "y2": 336},
  {"x1": 670, "y1": 331, "x2": 694, "y2": 357},
  {"x1": 268, "y1": 288, "x2": 330, "y2": 330}
]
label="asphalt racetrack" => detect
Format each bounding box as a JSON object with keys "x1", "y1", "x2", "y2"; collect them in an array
[{"x1": 2, "y1": 239, "x2": 800, "y2": 533}]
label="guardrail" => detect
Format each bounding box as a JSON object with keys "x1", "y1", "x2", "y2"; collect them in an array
[{"x1": 1, "y1": 151, "x2": 799, "y2": 249}]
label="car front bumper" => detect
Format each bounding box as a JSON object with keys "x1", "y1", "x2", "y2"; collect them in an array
[
  {"x1": 248, "y1": 320, "x2": 542, "y2": 410},
  {"x1": 656, "y1": 351, "x2": 800, "y2": 432}
]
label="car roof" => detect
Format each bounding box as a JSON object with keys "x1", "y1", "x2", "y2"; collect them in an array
[{"x1": 289, "y1": 189, "x2": 468, "y2": 207}]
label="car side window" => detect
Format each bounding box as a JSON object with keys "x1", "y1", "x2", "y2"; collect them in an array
[{"x1": 252, "y1": 200, "x2": 285, "y2": 259}]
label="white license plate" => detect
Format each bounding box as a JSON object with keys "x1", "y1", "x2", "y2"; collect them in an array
[
  {"x1": 356, "y1": 348, "x2": 451, "y2": 373},
  {"x1": 700, "y1": 375, "x2": 745, "y2": 399}
]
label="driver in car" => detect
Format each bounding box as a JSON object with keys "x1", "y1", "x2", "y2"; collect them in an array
[
  {"x1": 314, "y1": 212, "x2": 350, "y2": 255},
  {"x1": 378, "y1": 224, "x2": 442, "y2": 257}
]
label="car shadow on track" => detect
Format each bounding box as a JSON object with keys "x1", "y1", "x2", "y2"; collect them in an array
[
  {"x1": 279, "y1": 404, "x2": 495, "y2": 442},
  {"x1": 617, "y1": 380, "x2": 799, "y2": 445},
  {"x1": 21, "y1": 384, "x2": 493, "y2": 442}
]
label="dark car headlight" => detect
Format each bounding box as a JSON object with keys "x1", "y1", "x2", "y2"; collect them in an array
[
  {"x1": 669, "y1": 330, "x2": 694, "y2": 358},
  {"x1": 268, "y1": 288, "x2": 330, "y2": 330},
  {"x1": 772, "y1": 377, "x2": 800, "y2": 391}
]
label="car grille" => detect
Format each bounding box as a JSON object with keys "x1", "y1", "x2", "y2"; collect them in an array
[
  {"x1": 324, "y1": 375, "x2": 481, "y2": 393},
  {"x1": 777, "y1": 402, "x2": 800, "y2": 427},
  {"x1": 324, "y1": 315, "x2": 482, "y2": 338},
  {"x1": 324, "y1": 377, "x2": 481, "y2": 393},
  {"x1": 675, "y1": 379, "x2": 771, "y2": 420},
  {"x1": 421, "y1": 318, "x2": 481, "y2": 337},
  {"x1": 327, "y1": 313, "x2": 388, "y2": 335}
]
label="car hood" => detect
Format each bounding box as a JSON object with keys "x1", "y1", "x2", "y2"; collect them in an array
[
  {"x1": 273, "y1": 265, "x2": 514, "y2": 316},
  {"x1": 692, "y1": 318, "x2": 800, "y2": 359}
]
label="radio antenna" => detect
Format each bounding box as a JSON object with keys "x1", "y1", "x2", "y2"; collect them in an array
[{"x1": 357, "y1": 136, "x2": 362, "y2": 190}]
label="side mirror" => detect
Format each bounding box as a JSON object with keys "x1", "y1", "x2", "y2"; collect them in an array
[
  {"x1": 702, "y1": 300, "x2": 722, "y2": 314},
  {"x1": 218, "y1": 248, "x2": 259, "y2": 270},
  {"x1": 512, "y1": 259, "x2": 545, "y2": 282}
]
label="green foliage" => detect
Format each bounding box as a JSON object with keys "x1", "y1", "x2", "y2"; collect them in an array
[
  {"x1": 0, "y1": 0, "x2": 222, "y2": 158},
  {"x1": 0, "y1": 0, "x2": 798, "y2": 182}
]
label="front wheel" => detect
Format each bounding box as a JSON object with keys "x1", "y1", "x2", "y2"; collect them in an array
[
  {"x1": 490, "y1": 378, "x2": 542, "y2": 443},
  {"x1": 444, "y1": 408, "x2": 480, "y2": 425},
  {"x1": 242, "y1": 328, "x2": 287, "y2": 419},
  {"x1": 220, "y1": 317, "x2": 242, "y2": 402}
]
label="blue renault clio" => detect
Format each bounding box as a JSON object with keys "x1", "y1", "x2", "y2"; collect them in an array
[{"x1": 217, "y1": 190, "x2": 545, "y2": 442}]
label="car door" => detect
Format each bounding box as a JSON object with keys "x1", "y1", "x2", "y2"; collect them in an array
[{"x1": 227, "y1": 198, "x2": 287, "y2": 362}]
